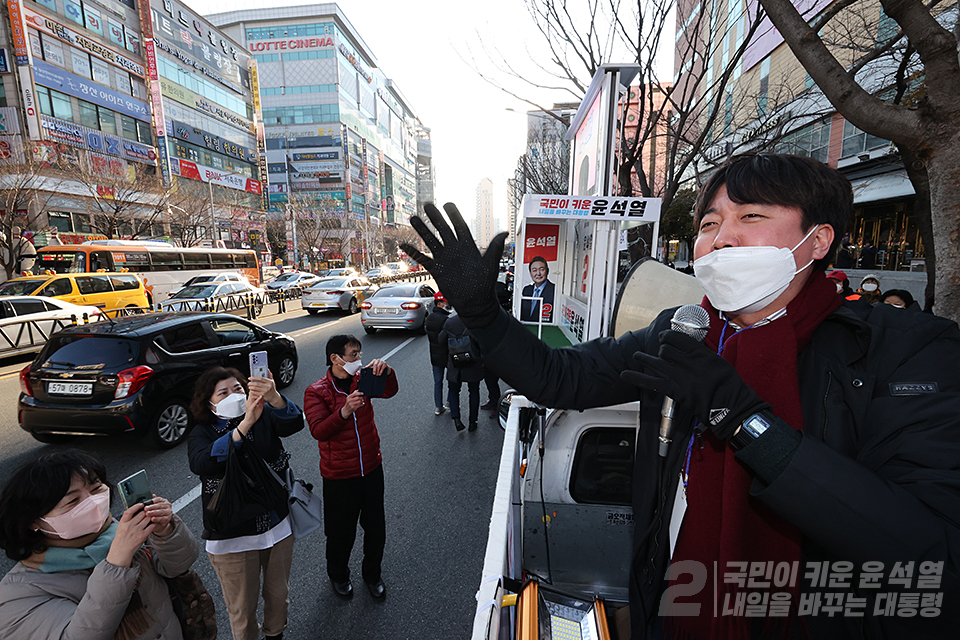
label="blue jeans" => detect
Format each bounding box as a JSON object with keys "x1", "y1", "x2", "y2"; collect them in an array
[
  {"x1": 449, "y1": 379, "x2": 480, "y2": 423},
  {"x1": 432, "y1": 365, "x2": 445, "y2": 408}
]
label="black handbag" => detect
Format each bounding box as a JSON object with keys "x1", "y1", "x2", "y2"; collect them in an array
[{"x1": 205, "y1": 440, "x2": 288, "y2": 532}]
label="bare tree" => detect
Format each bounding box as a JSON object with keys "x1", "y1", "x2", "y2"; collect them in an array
[
  {"x1": 289, "y1": 193, "x2": 351, "y2": 268},
  {"x1": 265, "y1": 217, "x2": 287, "y2": 263},
  {"x1": 383, "y1": 225, "x2": 422, "y2": 259},
  {"x1": 0, "y1": 144, "x2": 67, "y2": 278},
  {"x1": 512, "y1": 118, "x2": 572, "y2": 213},
  {"x1": 756, "y1": 0, "x2": 960, "y2": 319},
  {"x1": 70, "y1": 157, "x2": 165, "y2": 239}
]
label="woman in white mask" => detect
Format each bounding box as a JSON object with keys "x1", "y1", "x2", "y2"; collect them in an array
[
  {"x1": 188, "y1": 366, "x2": 304, "y2": 640},
  {"x1": 0, "y1": 449, "x2": 199, "y2": 640},
  {"x1": 856, "y1": 274, "x2": 883, "y2": 305}
]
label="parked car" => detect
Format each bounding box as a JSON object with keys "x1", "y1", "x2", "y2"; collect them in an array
[
  {"x1": 385, "y1": 262, "x2": 408, "y2": 275},
  {"x1": 360, "y1": 283, "x2": 436, "y2": 334},
  {"x1": 18, "y1": 312, "x2": 298, "y2": 448},
  {"x1": 0, "y1": 296, "x2": 102, "y2": 357},
  {"x1": 300, "y1": 277, "x2": 376, "y2": 315},
  {"x1": 161, "y1": 280, "x2": 266, "y2": 315},
  {"x1": 264, "y1": 271, "x2": 322, "y2": 293},
  {"x1": 0, "y1": 272, "x2": 149, "y2": 315},
  {"x1": 168, "y1": 272, "x2": 247, "y2": 297},
  {"x1": 363, "y1": 266, "x2": 395, "y2": 281},
  {"x1": 325, "y1": 268, "x2": 358, "y2": 278}
]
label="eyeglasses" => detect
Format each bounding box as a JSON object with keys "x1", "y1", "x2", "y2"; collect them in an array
[{"x1": 341, "y1": 351, "x2": 362, "y2": 361}]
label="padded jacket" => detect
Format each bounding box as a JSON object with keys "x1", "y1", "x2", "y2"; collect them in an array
[
  {"x1": 425, "y1": 306, "x2": 451, "y2": 367},
  {"x1": 473, "y1": 300, "x2": 960, "y2": 639},
  {"x1": 304, "y1": 368, "x2": 399, "y2": 480},
  {"x1": 0, "y1": 515, "x2": 198, "y2": 640}
]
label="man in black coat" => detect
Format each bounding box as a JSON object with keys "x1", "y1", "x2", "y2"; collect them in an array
[
  {"x1": 424, "y1": 292, "x2": 451, "y2": 415},
  {"x1": 402, "y1": 154, "x2": 960, "y2": 639},
  {"x1": 438, "y1": 313, "x2": 484, "y2": 432}
]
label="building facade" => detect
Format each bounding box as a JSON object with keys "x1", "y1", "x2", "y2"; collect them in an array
[
  {"x1": 208, "y1": 3, "x2": 433, "y2": 268},
  {"x1": 474, "y1": 176, "x2": 493, "y2": 249}
]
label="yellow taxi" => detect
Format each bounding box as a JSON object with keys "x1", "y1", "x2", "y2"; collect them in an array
[{"x1": 0, "y1": 271, "x2": 149, "y2": 315}]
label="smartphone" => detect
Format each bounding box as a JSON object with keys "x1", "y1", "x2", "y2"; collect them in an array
[
  {"x1": 249, "y1": 351, "x2": 269, "y2": 379},
  {"x1": 118, "y1": 470, "x2": 153, "y2": 510},
  {"x1": 358, "y1": 367, "x2": 386, "y2": 397}
]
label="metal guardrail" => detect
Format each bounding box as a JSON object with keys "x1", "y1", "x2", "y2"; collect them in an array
[{"x1": 0, "y1": 317, "x2": 75, "y2": 357}]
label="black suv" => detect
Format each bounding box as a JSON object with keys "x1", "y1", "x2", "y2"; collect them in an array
[{"x1": 18, "y1": 312, "x2": 298, "y2": 448}]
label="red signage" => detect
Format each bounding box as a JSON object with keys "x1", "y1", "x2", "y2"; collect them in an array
[{"x1": 523, "y1": 223, "x2": 560, "y2": 262}]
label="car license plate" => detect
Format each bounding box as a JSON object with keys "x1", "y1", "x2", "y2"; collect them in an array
[{"x1": 47, "y1": 382, "x2": 93, "y2": 396}]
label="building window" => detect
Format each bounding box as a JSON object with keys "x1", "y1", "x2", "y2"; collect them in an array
[
  {"x1": 841, "y1": 120, "x2": 888, "y2": 158},
  {"x1": 79, "y1": 100, "x2": 99, "y2": 129},
  {"x1": 774, "y1": 119, "x2": 830, "y2": 163},
  {"x1": 38, "y1": 86, "x2": 74, "y2": 122},
  {"x1": 136, "y1": 120, "x2": 152, "y2": 144},
  {"x1": 120, "y1": 114, "x2": 137, "y2": 140},
  {"x1": 48, "y1": 211, "x2": 72, "y2": 232}
]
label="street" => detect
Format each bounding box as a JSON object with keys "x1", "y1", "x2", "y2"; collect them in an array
[{"x1": 0, "y1": 299, "x2": 505, "y2": 640}]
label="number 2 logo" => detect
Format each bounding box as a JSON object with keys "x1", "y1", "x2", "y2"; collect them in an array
[{"x1": 658, "y1": 560, "x2": 707, "y2": 617}]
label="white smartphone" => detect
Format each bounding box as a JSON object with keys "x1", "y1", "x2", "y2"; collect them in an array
[{"x1": 249, "y1": 351, "x2": 269, "y2": 379}]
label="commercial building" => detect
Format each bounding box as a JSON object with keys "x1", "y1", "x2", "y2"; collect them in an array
[
  {"x1": 0, "y1": 0, "x2": 267, "y2": 252},
  {"x1": 207, "y1": 3, "x2": 433, "y2": 267},
  {"x1": 676, "y1": 0, "x2": 924, "y2": 272}
]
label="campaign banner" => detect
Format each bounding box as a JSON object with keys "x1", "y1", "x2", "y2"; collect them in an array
[
  {"x1": 33, "y1": 59, "x2": 149, "y2": 121},
  {"x1": 176, "y1": 158, "x2": 261, "y2": 194},
  {"x1": 522, "y1": 194, "x2": 661, "y2": 222},
  {"x1": 523, "y1": 223, "x2": 559, "y2": 262},
  {"x1": 24, "y1": 7, "x2": 145, "y2": 77}
]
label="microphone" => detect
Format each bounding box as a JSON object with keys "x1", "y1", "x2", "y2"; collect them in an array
[{"x1": 658, "y1": 304, "x2": 710, "y2": 457}]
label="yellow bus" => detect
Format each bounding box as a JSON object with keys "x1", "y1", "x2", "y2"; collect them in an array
[{"x1": 34, "y1": 241, "x2": 260, "y2": 304}]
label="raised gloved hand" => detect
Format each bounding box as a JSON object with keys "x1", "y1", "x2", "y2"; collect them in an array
[
  {"x1": 620, "y1": 331, "x2": 769, "y2": 440},
  {"x1": 401, "y1": 203, "x2": 507, "y2": 329}
]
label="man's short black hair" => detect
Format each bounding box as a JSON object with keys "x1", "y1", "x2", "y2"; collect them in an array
[
  {"x1": 529, "y1": 256, "x2": 549, "y2": 272},
  {"x1": 693, "y1": 154, "x2": 852, "y2": 270},
  {"x1": 326, "y1": 334, "x2": 362, "y2": 367},
  {"x1": 0, "y1": 450, "x2": 111, "y2": 561}
]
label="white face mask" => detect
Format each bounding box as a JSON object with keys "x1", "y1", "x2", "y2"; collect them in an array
[
  {"x1": 340, "y1": 358, "x2": 363, "y2": 376},
  {"x1": 862, "y1": 282, "x2": 878, "y2": 292},
  {"x1": 211, "y1": 392, "x2": 247, "y2": 419},
  {"x1": 694, "y1": 224, "x2": 820, "y2": 315},
  {"x1": 836, "y1": 283, "x2": 844, "y2": 294}
]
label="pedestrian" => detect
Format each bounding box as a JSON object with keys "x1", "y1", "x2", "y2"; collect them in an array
[
  {"x1": 481, "y1": 369, "x2": 501, "y2": 418},
  {"x1": 303, "y1": 335, "x2": 398, "y2": 600},
  {"x1": 825, "y1": 269, "x2": 857, "y2": 300},
  {"x1": 188, "y1": 367, "x2": 304, "y2": 640},
  {"x1": 880, "y1": 288, "x2": 915, "y2": 309},
  {"x1": 440, "y1": 312, "x2": 483, "y2": 432},
  {"x1": 856, "y1": 273, "x2": 882, "y2": 304},
  {"x1": 835, "y1": 241, "x2": 855, "y2": 268},
  {"x1": 402, "y1": 153, "x2": 960, "y2": 639},
  {"x1": 859, "y1": 239, "x2": 876, "y2": 268},
  {"x1": 425, "y1": 291, "x2": 452, "y2": 415},
  {"x1": 0, "y1": 450, "x2": 199, "y2": 640}
]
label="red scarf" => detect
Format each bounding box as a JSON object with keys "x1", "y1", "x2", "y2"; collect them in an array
[{"x1": 667, "y1": 272, "x2": 841, "y2": 639}]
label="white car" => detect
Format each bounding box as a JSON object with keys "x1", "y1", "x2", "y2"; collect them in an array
[
  {"x1": 161, "y1": 281, "x2": 266, "y2": 315},
  {"x1": 265, "y1": 271, "x2": 323, "y2": 293},
  {"x1": 168, "y1": 272, "x2": 247, "y2": 297},
  {"x1": 301, "y1": 277, "x2": 377, "y2": 315},
  {"x1": 0, "y1": 296, "x2": 102, "y2": 356}
]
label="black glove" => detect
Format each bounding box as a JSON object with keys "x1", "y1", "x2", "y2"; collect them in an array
[
  {"x1": 400, "y1": 203, "x2": 507, "y2": 329},
  {"x1": 620, "y1": 330, "x2": 769, "y2": 440}
]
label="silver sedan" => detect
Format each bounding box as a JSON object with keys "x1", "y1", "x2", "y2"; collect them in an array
[
  {"x1": 360, "y1": 283, "x2": 436, "y2": 334},
  {"x1": 301, "y1": 277, "x2": 377, "y2": 315}
]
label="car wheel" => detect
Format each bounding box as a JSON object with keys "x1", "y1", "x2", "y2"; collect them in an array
[
  {"x1": 151, "y1": 398, "x2": 193, "y2": 449},
  {"x1": 364, "y1": 326, "x2": 377, "y2": 335},
  {"x1": 254, "y1": 302, "x2": 264, "y2": 317},
  {"x1": 307, "y1": 309, "x2": 319, "y2": 316},
  {"x1": 274, "y1": 353, "x2": 297, "y2": 389},
  {"x1": 348, "y1": 298, "x2": 359, "y2": 314}
]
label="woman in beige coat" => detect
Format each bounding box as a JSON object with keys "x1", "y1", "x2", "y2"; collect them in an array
[{"x1": 0, "y1": 450, "x2": 199, "y2": 640}]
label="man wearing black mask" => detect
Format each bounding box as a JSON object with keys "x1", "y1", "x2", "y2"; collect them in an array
[{"x1": 401, "y1": 154, "x2": 959, "y2": 639}]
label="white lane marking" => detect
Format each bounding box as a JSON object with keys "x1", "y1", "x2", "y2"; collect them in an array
[
  {"x1": 169, "y1": 334, "x2": 417, "y2": 514},
  {"x1": 381, "y1": 337, "x2": 416, "y2": 361},
  {"x1": 172, "y1": 484, "x2": 201, "y2": 513},
  {"x1": 290, "y1": 318, "x2": 342, "y2": 338}
]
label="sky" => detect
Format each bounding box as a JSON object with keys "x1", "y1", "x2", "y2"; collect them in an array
[{"x1": 190, "y1": 0, "x2": 576, "y2": 233}]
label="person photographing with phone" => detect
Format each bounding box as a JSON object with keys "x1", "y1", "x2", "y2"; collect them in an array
[
  {"x1": 188, "y1": 365, "x2": 304, "y2": 640},
  {"x1": 304, "y1": 334, "x2": 398, "y2": 600},
  {"x1": 0, "y1": 450, "x2": 199, "y2": 640}
]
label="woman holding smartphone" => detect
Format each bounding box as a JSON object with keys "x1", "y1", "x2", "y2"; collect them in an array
[
  {"x1": 0, "y1": 449, "x2": 199, "y2": 640},
  {"x1": 188, "y1": 366, "x2": 304, "y2": 640}
]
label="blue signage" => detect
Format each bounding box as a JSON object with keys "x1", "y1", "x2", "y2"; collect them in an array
[{"x1": 33, "y1": 59, "x2": 150, "y2": 122}]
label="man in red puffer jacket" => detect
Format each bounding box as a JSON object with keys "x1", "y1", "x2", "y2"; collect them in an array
[{"x1": 303, "y1": 334, "x2": 398, "y2": 601}]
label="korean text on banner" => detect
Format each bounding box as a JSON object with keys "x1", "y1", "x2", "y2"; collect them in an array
[{"x1": 522, "y1": 194, "x2": 661, "y2": 223}]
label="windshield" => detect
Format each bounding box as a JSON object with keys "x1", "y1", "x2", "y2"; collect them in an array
[
  {"x1": 373, "y1": 286, "x2": 418, "y2": 298},
  {"x1": 0, "y1": 280, "x2": 43, "y2": 296},
  {"x1": 185, "y1": 275, "x2": 216, "y2": 286},
  {"x1": 41, "y1": 336, "x2": 139, "y2": 370},
  {"x1": 35, "y1": 251, "x2": 87, "y2": 274},
  {"x1": 312, "y1": 279, "x2": 348, "y2": 288},
  {"x1": 171, "y1": 285, "x2": 219, "y2": 299},
  {"x1": 274, "y1": 273, "x2": 299, "y2": 282}
]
